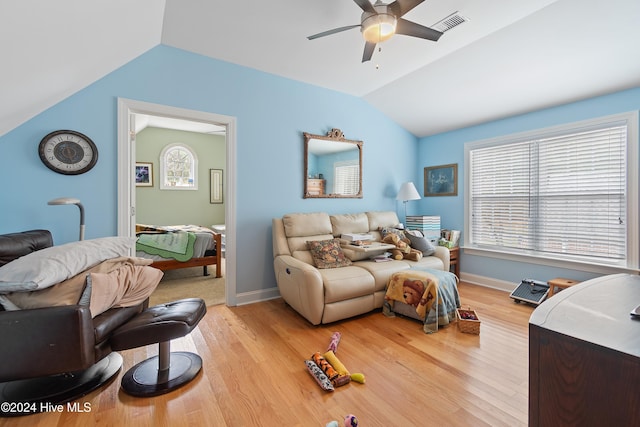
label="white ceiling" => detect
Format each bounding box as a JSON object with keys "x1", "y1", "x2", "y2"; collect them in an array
[
  {"x1": 135, "y1": 114, "x2": 225, "y2": 135},
  {"x1": 2, "y1": 0, "x2": 640, "y2": 138}
]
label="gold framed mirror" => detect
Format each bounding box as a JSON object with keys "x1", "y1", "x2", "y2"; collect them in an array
[{"x1": 303, "y1": 128, "x2": 363, "y2": 198}]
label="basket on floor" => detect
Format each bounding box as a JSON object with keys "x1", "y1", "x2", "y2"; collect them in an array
[{"x1": 456, "y1": 308, "x2": 481, "y2": 334}]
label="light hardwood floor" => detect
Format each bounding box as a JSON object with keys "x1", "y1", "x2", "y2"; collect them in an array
[{"x1": 0, "y1": 282, "x2": 535, "y2": 427}]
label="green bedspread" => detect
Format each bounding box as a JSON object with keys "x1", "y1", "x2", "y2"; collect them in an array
[{"x1": 136, "y1": 231, "x2": 196, "y2": 262}]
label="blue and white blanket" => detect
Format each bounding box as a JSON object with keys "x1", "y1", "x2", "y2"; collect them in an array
[{"x1": 383, "y1": 267, "x2": 461, "y2": 334}]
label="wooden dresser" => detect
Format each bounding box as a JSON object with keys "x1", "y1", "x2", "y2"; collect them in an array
[
  {"x1": 529, "y1": 274, "x2": 640, "y2": 426},
  {"x1": 306, "y1": 179, "x2": 325, "y2": 195}
]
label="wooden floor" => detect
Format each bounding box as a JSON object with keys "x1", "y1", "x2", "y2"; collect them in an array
[{"x1": 0, "y1": 282, "x2": 535, "y2": 427}]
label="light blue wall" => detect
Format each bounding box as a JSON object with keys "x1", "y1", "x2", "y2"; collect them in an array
[
  {"x1": 416, "y1": 87, "x2": 640, "y2": 284},
  {"x1": 0, "y1": 45, "x2": 417, "y2": 296}
]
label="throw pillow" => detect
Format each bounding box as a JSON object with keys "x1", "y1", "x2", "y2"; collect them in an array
[
  {"x1": 306, "y1": 239, "x2": 352, "y2": 269},
  {"x1": 404, "y1": 230, "x2": 436, "y2": 256},
  {"x1": 0, "y1": 236, "x2": 136, "y2": 293}
]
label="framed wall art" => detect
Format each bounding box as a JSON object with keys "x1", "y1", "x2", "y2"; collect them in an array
[
  {"x1": 210, "y1": 169, "x2": 223, "y2": 203},
  {"x1": 135, "y1": 162, "x2": 153, "y2": 187},
  {"x1": 424, "y1": 163, "x2": 457, "y2": 196}
]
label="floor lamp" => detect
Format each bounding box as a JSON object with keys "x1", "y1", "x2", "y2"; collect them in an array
[
  {"x1": 48, "y1": 197, "x2": 85, "y2": 241},
  {"x1": 396, "y1": 182, "x2": 421, "y2": 223}
]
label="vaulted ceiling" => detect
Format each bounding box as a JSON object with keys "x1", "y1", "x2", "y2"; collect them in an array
[{"x1": 2, "y1": 0, "x2": 639, "y2": 138}]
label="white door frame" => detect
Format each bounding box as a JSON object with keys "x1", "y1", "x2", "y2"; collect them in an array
[{"x1": 117, "y1": 98, "x2": 237, "y2": 306}]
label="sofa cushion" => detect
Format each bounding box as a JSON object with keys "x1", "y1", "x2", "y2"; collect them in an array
[
  {"x1": 320, "y1": 266, "x2": 375, "y2": 303},
  {"x1": 283, "y1": 212, "x2": 332, "y2": 237},
  {"x1": 354, "y1": 260, "x2": 411, "y2": 292},
  {"x1": 307, "y1": 239, "x2": 352, "y2": 269},
  {"x1": 366, "y1": 211, "x2": 401, "y2": 231},
  {"x1": 330, "y1": 213, "x2": 369, "y2": 237},
  {"x1": 404, "y1": 256, "x2": 445, "y2": 271}
]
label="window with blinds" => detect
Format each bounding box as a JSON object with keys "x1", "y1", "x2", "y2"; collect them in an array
[
  {"x1": 467, "y1": 113, "x2": 637, "y2": 267},
  {"x1": 334, "y1": 161, "x2": 359, "y2": 195}
]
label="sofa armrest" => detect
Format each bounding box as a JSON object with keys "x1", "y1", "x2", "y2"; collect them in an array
[
  {"x1": 273, "y1": 255, "x2": 324, "y2": 325},
  {"x1": 0, "y1": 305, "x2": 95, "y2": 382},
  {"x1": 432, "y1": 246, "x2": 450, "y2": 272}
]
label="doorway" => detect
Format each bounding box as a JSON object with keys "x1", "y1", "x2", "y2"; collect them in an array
[{"x1": 117, "y1": 98, "x2": 237, "y2": 306}]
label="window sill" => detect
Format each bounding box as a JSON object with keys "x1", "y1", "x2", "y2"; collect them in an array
[{"x1": 462, "y1": 245, "x2": 639, "y2": 276}]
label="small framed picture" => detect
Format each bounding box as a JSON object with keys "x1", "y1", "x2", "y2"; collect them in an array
[
  {"x1": 210, "y1": 169, "x2": 223, "y2": 203},
  {"x1": 135, "y1": 162, "x2": 153, "y2": 187},
  {"x1": 424, "y1": 163, "x2": 457, "y2": 196}
]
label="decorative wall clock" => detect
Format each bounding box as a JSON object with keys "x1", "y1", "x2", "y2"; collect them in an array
[{"x1": 38, "y1": 130, "x2": 98, "y2": 175}]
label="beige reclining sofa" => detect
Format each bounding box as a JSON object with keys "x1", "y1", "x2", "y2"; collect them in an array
[{"x1": 272, "y1": 211, "x2": 450, "y2": 325}]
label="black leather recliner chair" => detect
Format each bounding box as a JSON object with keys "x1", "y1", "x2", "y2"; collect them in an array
[{"x1": 0, "y1": 230, "x2": 148, "y2": 413}]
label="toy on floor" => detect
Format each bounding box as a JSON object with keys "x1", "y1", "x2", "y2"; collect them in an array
[
  {"x1": 325, "y1": 331, "x2": 365, "y2": 383},
  {"x1": 305, "y1": 332, "x2": 365, "y2": 391},
  {"x1": 344, "y1": 414, "x2": 359, "y2": 426},
  {"x1": 305, "y1": 359, "x2": 334, "y2": 391},
  {"x1": 323, "y1": 350, "x2": 364, "y2": 384},
  {"x1": 327, "y1": 331, "x2": 341, "y2": 352},
  {"x1": 325, "y1": 414, "x2": 359, "y2": 427}
]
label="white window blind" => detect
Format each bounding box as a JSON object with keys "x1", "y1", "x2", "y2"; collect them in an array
[
  {"x1": 334, "y1": 161, "x2": 359, "y2": 195},
  {"x1": 469, "y1": 121, "x2": 628, "y2": 264}
]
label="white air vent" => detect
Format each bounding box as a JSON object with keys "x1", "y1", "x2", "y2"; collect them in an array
[{"x1": 432, "y1": 12, "x2": 468, "y2": 33}]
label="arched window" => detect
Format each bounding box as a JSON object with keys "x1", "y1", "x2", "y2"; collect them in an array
[{"x1": 160, "y1": 143, "x2": 198, "y2": 190}]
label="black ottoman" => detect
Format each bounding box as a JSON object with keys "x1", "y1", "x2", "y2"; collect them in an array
[{"x1": 110, "y1": 298, "x2": 207, "y2": 397}]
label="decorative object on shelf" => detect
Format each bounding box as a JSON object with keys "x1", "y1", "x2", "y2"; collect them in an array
[
  {"x1": 135, "y1": 162, "x2": 153, "y2": 187},
  {"x1": 303, "y1": 128, "x2": 363, "y2": 199},
  {"x1": 396, "y1": 182, "x2": 421, "y2": 221},
  {"x1": 47, "y1": 197, "x2": 85, "y2": 240},
  {"x1": 210, "y1": 169, "x2": 223, "y2": 204},
  {"x1": 38, "y1": 130, "x2": 98, "y2": 175},
  {"x1": 406, "y1": 215, "x2": 440, "y2": 243},
  {"x1": 439, "y1": 229, "x2": 461, "y2": 248},
  {"x1": 424, "y1": 163, "x2": 457, "y2": 196}
]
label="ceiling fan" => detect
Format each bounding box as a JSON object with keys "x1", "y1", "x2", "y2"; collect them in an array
[{"x1": 307, "y1": 0, "x2": 443, "y2": 63}]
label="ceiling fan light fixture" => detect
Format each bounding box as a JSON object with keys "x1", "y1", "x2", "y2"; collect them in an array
[{"x1": 362, "y1": 13, "x2": 397, "y2": 43}]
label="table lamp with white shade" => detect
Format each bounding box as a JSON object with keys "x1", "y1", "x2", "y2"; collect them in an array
[
  {"x1": 396, "y1": 182, "x2": 421, "y2": 223},
  {"x1": 48, "y1": 197, "x2": 85, "y2": 241}
]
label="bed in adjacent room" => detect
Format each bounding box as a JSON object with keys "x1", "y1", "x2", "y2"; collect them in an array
[{"x1": 135, "y1": 224, "x2": 223, "y2": 278}]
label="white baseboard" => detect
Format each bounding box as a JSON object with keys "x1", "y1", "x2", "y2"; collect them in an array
[
  {"x1": 234, "y1": 286, "x2": 281, "y2": 306},
  {"x1": 459, "y1": 272, "x2": 517, "y2": 293},
  {"x1": 233, "y1": 274, "x2": 515, "y2": 306}
]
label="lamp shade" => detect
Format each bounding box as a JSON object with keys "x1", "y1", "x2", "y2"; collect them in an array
[
  {"x1": 362, "y1": 13, "x2": 397, "y2": 43},
  {"x1": 48, "y1": 197, "x2": 81, "y2": 206},
  {"x1": 396, "y1": 182, "x2": 421, "y2": 202}
]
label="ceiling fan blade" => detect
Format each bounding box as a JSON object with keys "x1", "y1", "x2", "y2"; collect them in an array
[
  {"x1": 353, "y1": 0, "x2": 376, "y2": 14},
  {"x1": 362, "y1": 41, "x2": 376, "y2": 62},
  {"x1": 395, "y1": 18, "x2": 443, "y2": 41},
  {"x1": 388, "y1": 0, "x2": 425, "y2": 17},
  {"x1": 307, "y1": 24, "x2": 361, "y2": 40}
]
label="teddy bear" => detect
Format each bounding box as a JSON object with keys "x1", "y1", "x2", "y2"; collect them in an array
[
  {"x1": 381, "y1": 233, "x2": 423, "y2": 262},
  {"x1": 402, "y1": 279, "x2": 428, "y2": 307}
]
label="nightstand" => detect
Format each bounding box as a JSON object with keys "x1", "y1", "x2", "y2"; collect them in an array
[
  {"x1": 448, "y1": 247, "x2": 459, "y2": 277},
  {"x1": 547, "y1": 277, "x2": 580, "y2": 297}
]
